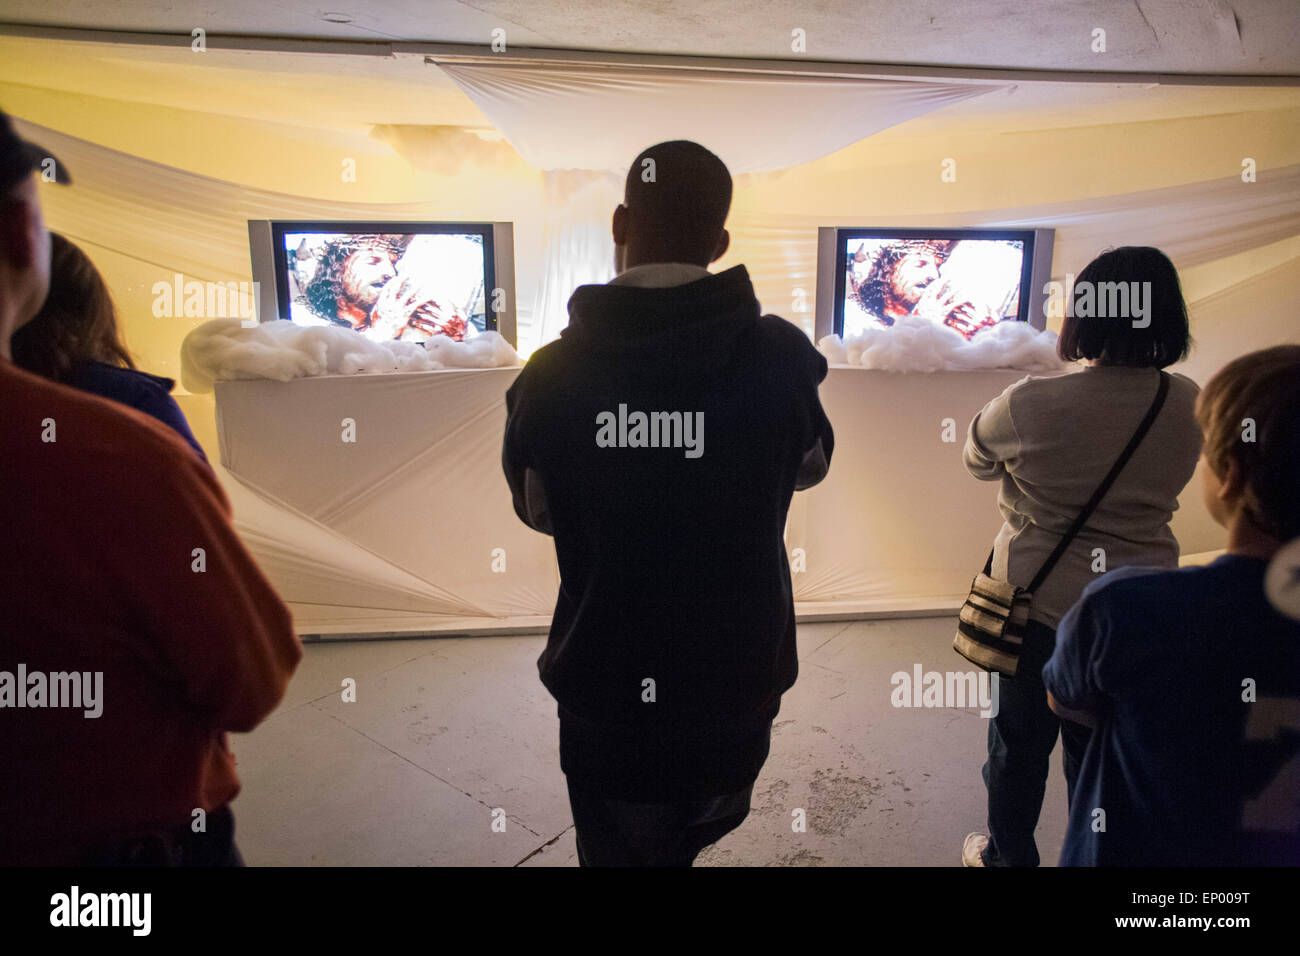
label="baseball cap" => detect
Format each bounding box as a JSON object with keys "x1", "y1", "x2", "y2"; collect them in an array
[{"x1": 0, "y1": 108, "x2": 71, "y2": 193}]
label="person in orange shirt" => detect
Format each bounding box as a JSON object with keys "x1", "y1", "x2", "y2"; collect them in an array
[{"x1": 0, "y1": 108, "x2": 302, "y2": 866}]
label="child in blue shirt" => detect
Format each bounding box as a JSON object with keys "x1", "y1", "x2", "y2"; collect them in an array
[{"x1": 1043, "y1": 345, "x2": 1300, "y2": 866}]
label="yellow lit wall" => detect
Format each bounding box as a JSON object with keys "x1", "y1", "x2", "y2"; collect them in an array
[{"x1": 4, "y1": 43, "x2": 1298, "y2": 475}]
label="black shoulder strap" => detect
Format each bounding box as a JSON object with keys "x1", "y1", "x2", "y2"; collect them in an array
[{"x1": 1026, "y1": 369, "x2": 1170, "y2": 593}]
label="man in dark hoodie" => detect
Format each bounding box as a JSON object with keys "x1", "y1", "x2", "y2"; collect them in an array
[{"x1": 503, "y1": 140, "x2": 834, "y2": 866}]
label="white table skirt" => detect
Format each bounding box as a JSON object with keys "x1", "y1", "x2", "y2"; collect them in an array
[{"x1": 214, "y1": 366, "x2": 1220, "y2": 636}]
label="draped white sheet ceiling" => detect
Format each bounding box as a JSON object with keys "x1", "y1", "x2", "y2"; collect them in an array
[{"x1": 435, "y1": 63, "x2": 1008, "y2": 173}]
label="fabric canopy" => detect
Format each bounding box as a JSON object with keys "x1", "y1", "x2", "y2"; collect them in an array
[
  {"x1": 12, "y1": 116, "x2": 1298, "y2": 356},
  {"x1": 7, "y1": 117, "x2": 539, "y2": 337},
  {"x1": 436, "y1": 63, "x2": 1007, "y2": 173},
  {"x1": 979, "y1": 165, "x2": 1300, "y2": 274}
]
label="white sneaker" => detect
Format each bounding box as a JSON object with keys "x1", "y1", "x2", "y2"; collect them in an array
[{"x1": 962, "y1": 832, "x2": 989, "y2": 867}]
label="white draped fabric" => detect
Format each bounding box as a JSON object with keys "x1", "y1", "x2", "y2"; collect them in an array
[
  {"x1": 9, "y1": 89, "x2": 1293, "y2": 636},
  {"x1": 215, "y1": 366, "x2": 1224, "y2": 635},
  {"x1": 9, "y1": 117, "x2": 537, "y2": 336},
  {"x1": 728, "y1": 165, "x2": 1300, "y2": 343},
  {"x1": 12, "y1": 116, "x2": 1298, "y2": 356},
  {"x1": 530, "y1": 170, "x2": 622, "y2": 346},
  {"x1": 435, "y1": 63, "x2": 1007, "y2": 174}
]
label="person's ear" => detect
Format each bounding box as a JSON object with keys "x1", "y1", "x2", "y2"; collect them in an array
[
  {"x1": 710, "y1": 228, "x2": 730, "y2": 264},
  {"x1": 612, "y1": 204, "x2": 628, "y2": 247},
  {"x1": 1217, "y1": 457, "x2": 1247, "y2": 506}
]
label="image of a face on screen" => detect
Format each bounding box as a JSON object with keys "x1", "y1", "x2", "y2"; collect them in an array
[
  {"x1": 843, "y1": 237, "x2": 1025, "y2": 340},
  {"x1": 284, "y1": 231, "x2": 489, "y2": 343}
]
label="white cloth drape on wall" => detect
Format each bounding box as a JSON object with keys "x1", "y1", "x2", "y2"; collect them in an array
[
  {"x1": 10, "y1": 104, "x2": 1291, "y2": 636},
  {"x1": 14, "y1": 116, "x2": 1295, "y2": 358},
  {"x1": 728, "y1": 165, "x2": 1300, "y2": 343},
  {"x1": 531, "y1": 170, "x2": 621, "y2": 346},
  {"x1": 9, "y1": 117, "x2": 539, "y2": 338}
]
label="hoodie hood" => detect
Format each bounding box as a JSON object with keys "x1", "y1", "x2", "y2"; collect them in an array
[{"x1": 561, "y1": 264, "x2": 761, "y2": 388}]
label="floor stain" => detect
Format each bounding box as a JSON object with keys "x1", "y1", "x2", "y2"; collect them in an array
[
  {"x1": 752, "y1": 777, "x2": 790, "y2": 816},
  {"x1": 806, "y1": 769, "x2": 884, "y2": 837},
  {"x1": 769, "y1": 848, "x2": 825, "y2": 867}
]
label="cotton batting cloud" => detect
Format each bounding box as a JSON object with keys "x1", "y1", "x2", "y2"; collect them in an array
[
  {"x1": 818, "y1": 314, "x2": 1066, "y2": 373},
  {"x1": 180, "y1": 318, "x2": 521, "y2": 393}
]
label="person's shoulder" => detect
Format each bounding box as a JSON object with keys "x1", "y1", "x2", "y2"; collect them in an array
[
  {"x1": 754, "y1": 316, "x2": 827, "y2": 387},
  {"x1": 71, "y1": 360, "x2": 173, "y2": 389},
  {"x1": 514, "y1": 339, "x2": 566, "y2": 380},
  {"x1": 1007, "y1": 366, "x2": 1079, "y2": 393},
  {"x1": 1164, "y1": 370, "x2": 1202, "y2": 417},
  {"x1": 1078, "y1": 561, "x2": 1229, "y2": 618},
  {"x1": 524, "y1": 338, "x2": 566, "y2": 366},
  {"x1": 506, "y1": 339, "x2": 567, "y2": 402},
  {"x1": 982, "y1": 369, "x2": 1070, "y2": 416},
  {"x1": 1056, "y1": 566, "x2": 1189, "y2": 659},
  {"x1": 68, "y1": 361, "x2": 177, "y2": 406},
  {"x1": 755, "y1": 313, "x2": 813, "y2": 345},
  {"x1": 755, "y1": 314, "x2": 824, "y2": 365},
  {"x1": 3, "y1": 363, "x2": 210, "y2": 487},
  {"x1": 1167, "y1": 369, "x2": 1200, "y2": 394},
  {"x1": 1082, "y1": 563, "x2": 1176, "y2": 600}
]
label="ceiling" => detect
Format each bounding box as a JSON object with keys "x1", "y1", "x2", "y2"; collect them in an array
[
  {"x1": 1, "y1": 34, "x2": 1296, "y2": 145},
  {"x1": 1, "y1": 0, "x2": 1296, "y2": 161},
  {"x1": 1, "y1": 0, "x2": 1298, "y2": 76}
]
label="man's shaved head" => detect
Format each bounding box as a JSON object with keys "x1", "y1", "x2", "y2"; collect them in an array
[{"x1": 614, "y1": 140, "x2": 732, "y2": 270}]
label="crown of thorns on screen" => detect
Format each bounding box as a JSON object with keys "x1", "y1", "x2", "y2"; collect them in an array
[
  {"x1": 301, "y1": 234, "x2": 412, "y2": 324},
  {"x1": 851, "y1": 238, "x2": 957, "y2": 316}
]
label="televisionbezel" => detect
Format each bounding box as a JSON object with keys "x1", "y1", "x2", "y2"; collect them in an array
[
  {"x1": 266, "y1": 220, "x2": 498, "y2": 337},
  {"x1": 827, "y1": 226, "x2": 1045, "y2": 339}
]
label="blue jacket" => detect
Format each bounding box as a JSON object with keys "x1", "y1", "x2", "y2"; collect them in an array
[{"x1": 64, "y1": 362, "x2": 208, "y2": 463}]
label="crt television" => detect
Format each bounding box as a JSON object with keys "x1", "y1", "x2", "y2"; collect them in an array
[
  {"x1": 814, "y1": 227, "x2": 1055, "y2": 342},
  {"x1": 248, "y1": 220, "x2": 517, "y2": 347}
]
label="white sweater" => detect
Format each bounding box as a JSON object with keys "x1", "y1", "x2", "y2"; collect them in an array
[{"x1": 964, "y1": 365, "x2": 1203, "y2": 628}]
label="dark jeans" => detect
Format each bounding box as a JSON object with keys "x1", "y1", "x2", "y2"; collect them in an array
[
  {"x1": 566, "y1": 779, "x2": 754, "y2": 867},
  {"x1": 81, "y1": 805, "x2": 244, "y2": 867},
  {"x1": 982, "y1": 619, "x2": 1092, "y2": 867}
]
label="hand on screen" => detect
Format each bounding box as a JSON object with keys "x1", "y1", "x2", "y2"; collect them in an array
[
  {"x1": 369, "y1": 275, "x2": 423, "y2": 338},
  {"x1": 368, "y1": 276, "x2": 459, "y2": 341},
  {"x1": 936, "y1": 289, "x2": 998, "y2": 339},
  {"x1": 407, "y1": 305, "x2": 469, "y2": 342}
]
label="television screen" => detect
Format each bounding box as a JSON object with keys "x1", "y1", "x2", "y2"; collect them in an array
[
  {"x1": 834, "y1": 229, "x2": 1037, "y2": 340},
  {"x1": 270, "y1": 223, "x2": 496, "y2": 344}
]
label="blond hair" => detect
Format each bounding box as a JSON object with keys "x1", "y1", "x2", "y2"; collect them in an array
[{"x1": 1195, "y1": 345, "x2": 1300, "y2": 541}]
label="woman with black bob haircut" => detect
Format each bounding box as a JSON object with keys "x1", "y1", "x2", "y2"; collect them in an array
[
  {"x1": 1058, "y1": 245, "x2": 1192, "y2": 368},
  {"x1": 960, "y1": 245, "x2": 1202, "y2": 867}
]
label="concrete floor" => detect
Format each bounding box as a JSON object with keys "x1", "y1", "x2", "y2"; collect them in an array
[{"x1": 230, "y1": 617, "x2": 1068, "y2": 866}]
